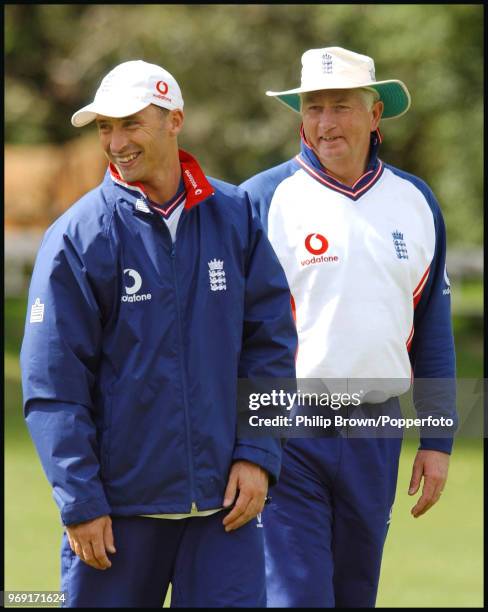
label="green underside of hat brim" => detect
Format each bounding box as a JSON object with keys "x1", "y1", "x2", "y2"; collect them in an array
[{"x1": 273, "y1": 82, "x2": 410, "y2": 119}]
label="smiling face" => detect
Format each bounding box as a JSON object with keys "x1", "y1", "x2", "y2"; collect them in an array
[
  {"x1": 96, "y1": 104, "x2": 184, "y2": 189},
  {"x1": 301, "y1": 89, "x2": 383, "y2": 186}
]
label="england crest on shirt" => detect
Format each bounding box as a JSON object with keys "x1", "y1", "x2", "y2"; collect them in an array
[
  {"x1": 392, "y1": 230, "x2": 408, "y2": 260},
  {"x1": 208, "y1": 258, "x2": 227, "y2": 291}
]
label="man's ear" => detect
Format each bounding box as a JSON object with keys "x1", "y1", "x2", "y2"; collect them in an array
[
  {"x1": 371, "y1": 100, "x2": 384, "y2": 131},
  {"x1": 168, "y1": 109, "x2": 184, "y2": 136}
]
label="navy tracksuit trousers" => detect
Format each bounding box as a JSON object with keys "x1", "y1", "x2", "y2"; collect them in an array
[
  {"x1": 60, "y1": 511, "x2": 265, "y2": 607},
  {"x1": 264, "y1": 404, "x2": 403, "y2": 608}
]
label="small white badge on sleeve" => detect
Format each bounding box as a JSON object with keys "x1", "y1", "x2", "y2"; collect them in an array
[
  {"x1": 443, "y1": 265, "x2": 451, "y2": 295},
  {"x1": 30, "y1": 298, "x2": 45, "y2": 323}
]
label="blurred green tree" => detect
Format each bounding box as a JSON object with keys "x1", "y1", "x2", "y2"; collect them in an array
[{"x1": 5, "y1": 4, "x2": 483, "y2": 245}]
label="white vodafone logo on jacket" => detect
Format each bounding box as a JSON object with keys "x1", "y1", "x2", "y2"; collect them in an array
[{"x1": 121, "y1": 269, "x2": 152, "y2": 302}]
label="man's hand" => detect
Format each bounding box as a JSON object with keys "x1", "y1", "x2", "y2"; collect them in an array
[
  {"x1": 408, "y1": 450, "x2": 450, "y2": 518},
  {"x1": 222, "y1": 460, "x2": 269, "y2": 532},
  {"x1": 66, "y1": 515, "x2": 116, "y2": 570}
]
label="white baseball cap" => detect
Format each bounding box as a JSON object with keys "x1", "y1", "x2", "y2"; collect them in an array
[
  {"x1": 71, "y1": 60, "x2": 184, "y2": 127},
  {"x1": 266, "y1": 47, "x2": 411, "y2": 119}
]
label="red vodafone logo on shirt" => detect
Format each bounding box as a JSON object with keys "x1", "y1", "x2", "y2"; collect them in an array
[
  {"x1": 305, "y1": 233, "x2": 329, "y2": 255},
  {"x1": 156, "y1": 81, "x2": 169, "y2": 95},
  {"x1": 301, "y1": 233, "x2": 339, "y2": 267}
]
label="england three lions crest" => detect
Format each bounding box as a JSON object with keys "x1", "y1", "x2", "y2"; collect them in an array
[
  {"x1": 208, "y1": 258, "x2": 227, "y2": 291},
  {"x1": 392, "y1": 230, "x2": 408, "y2": 260},
  {"x1": 321, "y1": 52, "x2": 333, "y2": 74}
]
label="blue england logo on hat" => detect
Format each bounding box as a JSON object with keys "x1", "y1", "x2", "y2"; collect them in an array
[{"x1": 321, "y1": 52, "x2": 333, "y2": 74}]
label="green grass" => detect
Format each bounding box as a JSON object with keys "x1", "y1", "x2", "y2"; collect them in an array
[
  {"x1": 377, "y1": 439, "x2": 483, "y2": 607},
  {"x1": 5, "y1": 295, "x2": 483, "y2": 606},
  {"x1": 5, "y1": 433, "x2": 61, "y2": 592},
  {"x1": 4, "y1": 296, "x2": 29, "y2": 355}
]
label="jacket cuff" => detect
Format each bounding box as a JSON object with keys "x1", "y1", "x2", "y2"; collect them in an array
[
  {"x1": 60, "y1": 496, "x2": 112, "y2": 526},
  {"x1": 419, "y1": 436, "x2": 454, "y2": 455},
  {"x1": 232, "y1": 444, "x2": 281, "y2": 486}
]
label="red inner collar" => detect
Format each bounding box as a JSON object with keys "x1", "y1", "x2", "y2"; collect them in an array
[{"x1": 109, "y1": 149, "x2": 214, "y2": 209}]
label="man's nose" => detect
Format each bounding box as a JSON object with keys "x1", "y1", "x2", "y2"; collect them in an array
[
  {"x1": 109, "y1": 127, "x2": 129, "y2": 154},
  {"x1": 318, "y1": 108, "x2": 337, "y2": 130}
]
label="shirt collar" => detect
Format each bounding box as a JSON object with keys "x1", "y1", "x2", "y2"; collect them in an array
[
  {"x1": 296, "y1": 125, "x2": 384, "y2": 200},
  {"x1": 147, "y1": 176, "x2": 186, "y2": 219}
]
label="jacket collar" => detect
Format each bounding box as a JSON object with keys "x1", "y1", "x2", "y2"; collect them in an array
[{"x1": 108, "y1": 148, "x2": 214, "y2": 210}]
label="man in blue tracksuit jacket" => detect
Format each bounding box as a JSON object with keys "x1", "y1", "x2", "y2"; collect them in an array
[
  {"x1": 20, "y1": 60, "x2": 297, "y2": 608},
  {"x1": 241, "y1": 47, "x2": 457, "y2": 607}
]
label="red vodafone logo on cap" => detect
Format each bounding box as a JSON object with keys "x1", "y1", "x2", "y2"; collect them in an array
[
  {"x1": 305, "y1": 233, "x2": 328, "y2": 255},
  {"x1": 156, "y1": 81, "x2": 169, "y2": 95}
]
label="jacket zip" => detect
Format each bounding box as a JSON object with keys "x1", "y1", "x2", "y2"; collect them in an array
[
  {"x1": 170, "y1": 238, "x2": 198, "y2": 512},
  {"x1": 134, "y1": 196, "x2": 216, "y2": 513}
]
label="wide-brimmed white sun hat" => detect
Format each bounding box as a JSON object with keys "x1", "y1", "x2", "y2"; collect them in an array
[
  {"x1": 71, "y1": 60, "x2": 184, "y2": 127},
  {"x1": 266, "y1": 47, "x2": 411, "y2": 119}
]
